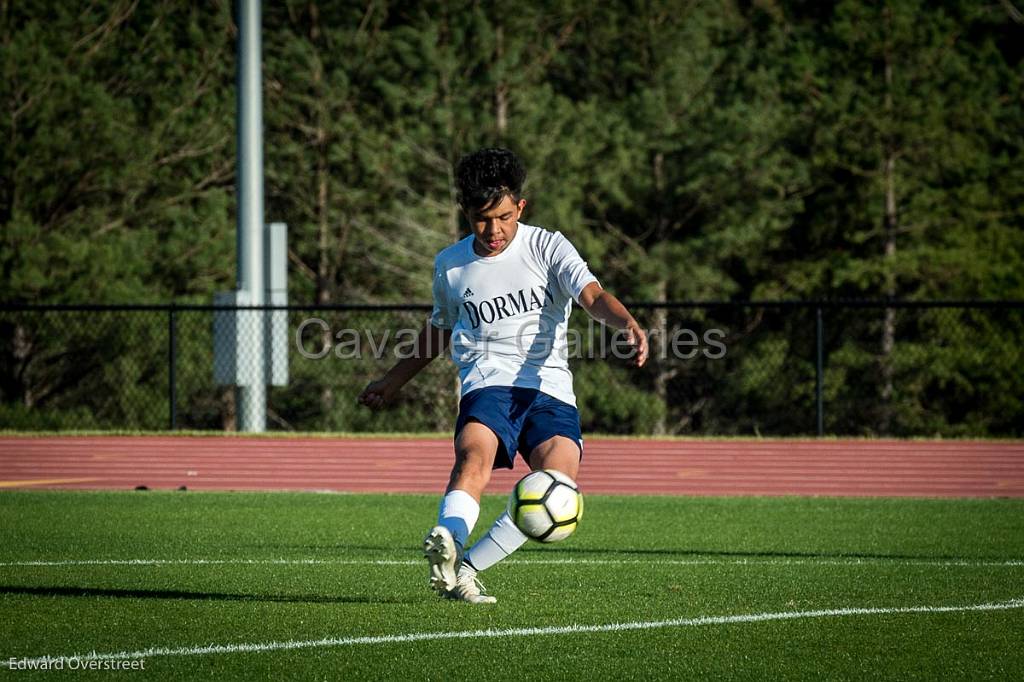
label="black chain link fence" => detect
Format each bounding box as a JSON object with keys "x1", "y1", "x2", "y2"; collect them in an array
[{"x1": 1, "y1": 302, "x2": 1021, "y2": 436}]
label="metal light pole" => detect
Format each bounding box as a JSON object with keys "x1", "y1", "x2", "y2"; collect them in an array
[{"x1": 235, "y1": 0, "x2": 266, "y2": 431}]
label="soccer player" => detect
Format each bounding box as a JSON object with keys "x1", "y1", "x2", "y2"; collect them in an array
[{"x1": 358, "y1": 148, "x2": 647, "y2": 603}]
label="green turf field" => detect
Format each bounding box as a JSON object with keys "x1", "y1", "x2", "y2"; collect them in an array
[{"x1": 1, "y1": 491, "x2": 1022, "y2": 680}]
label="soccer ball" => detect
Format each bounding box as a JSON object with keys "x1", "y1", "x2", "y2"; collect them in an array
[{"x1": 507, "y1": 469, "x2": 583, "y2": 543}]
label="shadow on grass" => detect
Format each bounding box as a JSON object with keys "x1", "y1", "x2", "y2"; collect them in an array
[
  {"x1": 517, "y1": 546, "x2": 1008, "y2": 562},
  {"x1": 0, "y1": 585, "x2": 412, "y2": 604},
  {"x1": 242, "y1": 542, "x2": 1014, "y2": 563},
  {"x1": 242, "y1": 543, "x2": 407, "y2": 553}
]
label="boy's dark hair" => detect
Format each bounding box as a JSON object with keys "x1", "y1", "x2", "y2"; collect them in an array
[{"x1": 454, "y1": 148, "x2": 526, "y2": 212}]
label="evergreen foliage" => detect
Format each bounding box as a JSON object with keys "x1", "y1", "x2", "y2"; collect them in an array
[{"x1": 1, "y1": 0, "x2": 1021, "y2": 435}]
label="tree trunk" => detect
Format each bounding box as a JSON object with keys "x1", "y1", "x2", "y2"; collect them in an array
[
  {"x1": 880, "y1": 5, "x2": 897, "y2": 434},
  {"x1": 310, "y1": 3, "x2": 334, "y2": 416},
  {"x1": 880, "y1": 154, "x2": 896, "y2": 434},
  {"x1": 495, "y1": 27, "x2": 508, "y2": 138},
  {"x1": 651, "y1": 152, "x2": 670, "y2": 435},
  {"x1": 222, "y1": 387, "x2": 237, "y2": 431},
  {"x1": 316, "y1": 134, "x2": 334, "y2": 413},
  {"x1": 316, "y1": 134, "x2": 329, "y2": 305},
  {"x1": 13, "y1": 324, "x2": 32, "y2": 407},
  {"x1": 652, "y1": 279, "x2": 669, "y2": 435}
]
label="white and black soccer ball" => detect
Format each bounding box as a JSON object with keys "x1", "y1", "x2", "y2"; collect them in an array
[{"x1": 507, "y1": 469, "x2": 584, "y2": 543}]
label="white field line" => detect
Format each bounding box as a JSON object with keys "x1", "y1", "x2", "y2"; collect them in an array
[
  {"x1": 4, "y1": 597, "x2": 1023, "y2": 667},
  {"x1": 0, "y1": 557, "x2": 1022, "y2": 568}
]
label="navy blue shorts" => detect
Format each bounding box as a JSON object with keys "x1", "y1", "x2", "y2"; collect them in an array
[{"x1": 454, "y1": 387, "x2": 583, "y2": 470}]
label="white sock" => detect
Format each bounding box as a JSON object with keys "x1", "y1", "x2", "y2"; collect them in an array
[
  {"x1": 436, "y1": 489, "x2": 479, "y2": 548},
  {"x1": 464, "y1": 511, "x2": 528, "y2": 572}
]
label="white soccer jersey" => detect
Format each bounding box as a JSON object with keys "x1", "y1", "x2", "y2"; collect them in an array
[{"x1": 430, "y1": 222, "x2": 599, "y2": 407}]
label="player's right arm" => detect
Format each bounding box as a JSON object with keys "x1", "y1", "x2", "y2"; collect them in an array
[
  {"x1": 359, "y1": 256, "x2": 457, "y2": 410},
  {"x1": 357, "y1": 323, "x2": 452, "y2": 410}
]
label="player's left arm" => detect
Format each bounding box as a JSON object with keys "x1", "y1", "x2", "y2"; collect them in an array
[{"x1": 578, "y1": 282, "x2": 648, "y2": 367}]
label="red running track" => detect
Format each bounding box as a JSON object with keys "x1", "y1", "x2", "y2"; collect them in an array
[{"x1": 1, "y1": 436, "x2": 1023, "y2": 497}]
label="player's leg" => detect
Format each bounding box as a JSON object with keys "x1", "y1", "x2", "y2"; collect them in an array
[
  {"x1": 424, "y1": 421, "x2": 498, "y2": 593},
  {"x1": 461, "y1": 434, "x2": 581, "y2": 579},
  {"x1": 447, "y1": 421, "x2": 501, "y2": 499},
  {"x1": 460, "y1": 393, "x2": 582, "y2": 594},
  {"x1": 426, "y1": 387, "x2": 522, "y2": 600},
  {"x1": 441, "y1": 389, "x2": 536, "y2": 603},
  {"x1": 526, "y1": 434, "x2": 581, "y2": 479}
]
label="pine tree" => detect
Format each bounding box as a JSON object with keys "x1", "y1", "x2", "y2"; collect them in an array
[{"x1": 774, "y1": 0, "x2": 1024, "y2": 434}]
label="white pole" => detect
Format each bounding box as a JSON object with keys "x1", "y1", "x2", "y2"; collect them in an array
[{"x1": 236, "y1": 0, "x2": 266, "y2": 431}]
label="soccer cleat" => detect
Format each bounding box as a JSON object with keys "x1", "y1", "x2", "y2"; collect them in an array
[
  {"x1": 423, "y1": 525, "x2": 461, "y2": 593},
  {"x1": 443, "y1": 566, "x2": 497, "y2": 604}
]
